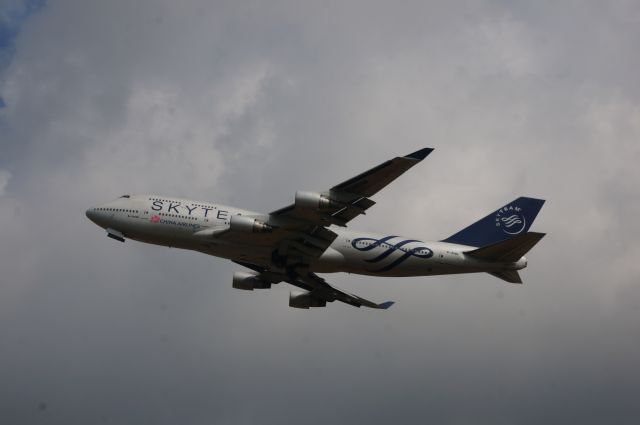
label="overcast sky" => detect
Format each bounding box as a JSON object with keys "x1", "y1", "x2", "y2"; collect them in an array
[{"x1": 1, "y1": 1, "x2": 639, "y2": 424}]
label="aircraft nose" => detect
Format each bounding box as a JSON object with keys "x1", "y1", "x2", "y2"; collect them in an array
[{"x1": 86, "y1": 207, "x2": 97, "y2": 223}]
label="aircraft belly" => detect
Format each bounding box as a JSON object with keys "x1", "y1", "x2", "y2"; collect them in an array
[
  {"x1": 310, "y1": 247, "x2": 346, "y2": 273},
  {"x1": 122, "y1": 220, "x2": 192, "y2": 246},
  {"x1": 194, "y1": 240, "x2": 270, "y2": 265}
]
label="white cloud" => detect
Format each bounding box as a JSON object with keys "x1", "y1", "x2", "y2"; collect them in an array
[
  {"x1": 79, "y1": 64, "x2": 272, "y2": 199},
  {"x1": 470, "y1": 15, "x2": 539, "y2": 78}
]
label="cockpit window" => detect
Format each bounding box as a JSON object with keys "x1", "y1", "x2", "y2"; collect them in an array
[{"x1": 119, "y1": 195, "x2": 131, "y2": 198}]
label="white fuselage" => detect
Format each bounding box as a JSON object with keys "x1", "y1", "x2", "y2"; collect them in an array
[{"x1": 86, "y1": 194, "x2": 526, "y2": 278}]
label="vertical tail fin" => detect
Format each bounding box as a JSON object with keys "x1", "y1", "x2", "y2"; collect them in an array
[{"x1": 442, "y1": 197, "x2": 545, "y2": 247}]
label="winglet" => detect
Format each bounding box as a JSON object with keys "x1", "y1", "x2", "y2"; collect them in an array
[
  {"x1": 377, "y1": 301, "x2": 395, "y2": 309},
  {"x1": 405, "y1": 147, "x2": 434, "y2": 161}
]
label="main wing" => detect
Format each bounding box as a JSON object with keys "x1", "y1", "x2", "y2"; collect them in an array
[
  {"x1": 270, "y1": 147, "x2": 433, "y2": 227},
  {"x1": 227, "y1": 148, "x2": 434, "y2": 309},
  {"x1": 234, "y1": 261, "x2": 394, "y2": 309},
  {"x1": 289, "y1": 272, "x2": 395, "y2": 310}
]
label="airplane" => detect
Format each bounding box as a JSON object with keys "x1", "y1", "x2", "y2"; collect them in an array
[{"x1": 85, "y1": 148, "x2": 546, "y2": 310}]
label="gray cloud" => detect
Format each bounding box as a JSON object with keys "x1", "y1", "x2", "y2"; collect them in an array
[{"x1": 1, "y1": 1, "x2": 639, "y2": 424}]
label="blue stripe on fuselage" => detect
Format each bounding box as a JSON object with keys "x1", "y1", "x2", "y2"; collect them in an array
[{"x1": 351, "y1": 236, "x2": 433, "y2": 272}]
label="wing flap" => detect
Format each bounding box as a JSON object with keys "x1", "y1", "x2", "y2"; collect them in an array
[{"x1": 329, "y1": 197, "x2": 376, "y2": 224}]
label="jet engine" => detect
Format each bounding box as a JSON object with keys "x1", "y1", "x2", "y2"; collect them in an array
[
  {"x1": 288, "y1": 290, "x2": 327, "y2": 309},
  {"x1": 295, "y1": 191, "x2": 340, "y2": 211},
  {"x1": 232, "y1": 271, "x2": 271, "y2": 290},
  {"x1": 229, "y1": 215, "x2": 273, "y2": 233}
]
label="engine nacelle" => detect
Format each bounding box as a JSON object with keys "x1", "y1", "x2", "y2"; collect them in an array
[
  {"x1": 289, "y1": 290, "x2": 327, "y2": 309},
  {"x1": 229, "y1": 215, "x2": 273, "y2": 233},
  {"x1": 295, "y1": 191, "x2": 340, "y2": 211},
  {"x1": 232, "y1": 271, "x2": 271, "y2": 290}
]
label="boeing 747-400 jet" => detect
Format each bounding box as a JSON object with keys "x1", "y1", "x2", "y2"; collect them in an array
[{"x1": 86, "y1": 148, "x2": 545, "y2": 309}]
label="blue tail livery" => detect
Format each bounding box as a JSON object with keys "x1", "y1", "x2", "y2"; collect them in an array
[{"x1": 442, "y1": 197, "x2": 545, "y2": 248}]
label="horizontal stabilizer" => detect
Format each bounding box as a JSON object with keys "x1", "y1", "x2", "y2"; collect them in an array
[
  {"x1": 466, "y1": 232, "x2": 546, "y2": 262},
  {"x1": 488, "y1": 270, "x2": 522, "y2": 284}
]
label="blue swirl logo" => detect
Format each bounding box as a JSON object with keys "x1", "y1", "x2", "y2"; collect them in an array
[
  {"x1": 351, "y1": 235, "x2": 433, "y2": 272},
  {"x1": 495, "y1": 205, "x2": 526, "y2": 235}
]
